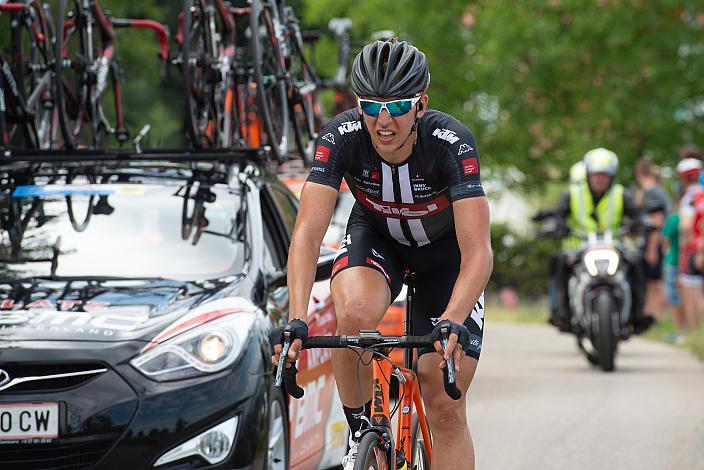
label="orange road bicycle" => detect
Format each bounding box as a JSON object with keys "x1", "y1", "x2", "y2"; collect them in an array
[{"x1": 275, "y1": 274, "x2": 462, "y2": 470}]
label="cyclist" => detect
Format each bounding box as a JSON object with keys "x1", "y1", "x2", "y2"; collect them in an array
[
  {"x1": 547, "y1": 148, "x2": 653, "y2": 334},
  {"x1": 270, "y1": 38, "x2": 492, "y2": 470}
]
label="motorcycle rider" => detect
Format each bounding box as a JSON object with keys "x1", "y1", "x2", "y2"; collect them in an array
[{"x1": 547, "y1": 148, "x2": 654, "y2": 334}]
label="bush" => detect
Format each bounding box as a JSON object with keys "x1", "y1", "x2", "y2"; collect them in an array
[{"x1": 489, "y1": 223, "x2": 560, "y2": 299}]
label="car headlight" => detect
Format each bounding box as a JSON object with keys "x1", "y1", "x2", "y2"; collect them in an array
[
  {"x1": 131, "y1": 312, "x2": 257, "y2": 381},
  {"x1": 583, "y1": 248, "x2": 620, "y2": 277},
  {"x1": 154, "y1": 415, "x2": 239, "y2": 467}
]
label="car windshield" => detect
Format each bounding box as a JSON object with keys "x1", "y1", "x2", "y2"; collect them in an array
[{"x1": 0, "y1": 178, "x2": 246, "y2": 282}]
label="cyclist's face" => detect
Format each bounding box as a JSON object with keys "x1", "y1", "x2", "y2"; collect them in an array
[{"x1": 359, "y1": 95, "x2": 428, "y2": 160}]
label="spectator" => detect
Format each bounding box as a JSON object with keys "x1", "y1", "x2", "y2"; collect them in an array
[
  {"x1": 676, "y1": 156, "x2": 704, "y2": 329},
  {"x1": 690, "y1": 170, "x2": 704, "y2": 283},
  {"x1": 661, "y1": 187, "x2": 685, "y2": 342},
  {"x1": 633, "y1": 157, "x2": 672, "y2": 319}
]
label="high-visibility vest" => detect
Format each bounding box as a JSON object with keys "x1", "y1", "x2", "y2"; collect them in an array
[{"x1": 563, "y1": 183, "x2": 624, "y2": 249}]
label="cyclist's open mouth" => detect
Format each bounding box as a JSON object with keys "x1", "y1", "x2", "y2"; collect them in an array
[{"x1": 377, "y1": 129, "x2": 396, "y2": 144}]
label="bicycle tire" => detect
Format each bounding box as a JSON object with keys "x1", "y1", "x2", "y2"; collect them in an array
[
  {"x1": 250, "y1": 0, "x2": 288, "y2": 162},
  {"x1": 0, "y1": 63, "x2": 9, "y2": 147},
  {"x1": 11, "y1": 1, "x2": 56, "y2": 149},
  {"x1": 287, "y1": 13, "x2": 319, "y2": 166},
  {"x1": 182, "y1": 0, "x2": 218, "y2": 148},
  {"x1": 353, "y1": 432, "x2": 389, "y2": 470},
  {"x1": 410, "y1": 414, "x2": 431, "y2": 470},
  {"x1": 54, "y1": 0, "x2": 88, "y2": 148}
]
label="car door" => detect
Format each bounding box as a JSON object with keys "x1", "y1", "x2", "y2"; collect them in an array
[{"x1": 260, "y1": 182, "x2": 347, "y2": 470}]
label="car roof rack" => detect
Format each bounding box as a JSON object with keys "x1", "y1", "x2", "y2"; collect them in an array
[{"x1": 1, "y1": 147, "x2": 268, "y2": 164}]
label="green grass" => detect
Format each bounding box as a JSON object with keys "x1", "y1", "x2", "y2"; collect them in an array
[
  {"x1": 489, "y1": 298, "x2": 704, "y2": 361},
  {"x1": 488, "y1": 301, "x2": 547, "y2": 325},
  {"x1": 644, "y1": 315, "x2": 704, "y2": 361}
]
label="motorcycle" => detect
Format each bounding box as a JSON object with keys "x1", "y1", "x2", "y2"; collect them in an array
[{"x1": 535, "y1": 212, "x2": 644, "y2": 371}]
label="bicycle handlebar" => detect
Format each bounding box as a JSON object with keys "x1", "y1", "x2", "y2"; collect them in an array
[
  {"x1": 274, "y1": 333, "x2": 462, "y2": 401},
  {"x1": 111, "y1": 19, "x2": 170, "y2": 61}
]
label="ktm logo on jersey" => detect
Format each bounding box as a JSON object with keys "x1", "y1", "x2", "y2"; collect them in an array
[
  {"x1": 432, "y1": 128, "x2": 459, "y2": 144},
  {"x1": 338, "y1": 120, "x2": 362, "y2": 135}
]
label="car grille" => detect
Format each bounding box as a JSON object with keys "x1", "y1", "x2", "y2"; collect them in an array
[
  {"x1": 0, "y1": 363, "x2": 107, "y2": 394},
  {"x1": 0, "y1": 433, "x2": 118, "y2": 469}
]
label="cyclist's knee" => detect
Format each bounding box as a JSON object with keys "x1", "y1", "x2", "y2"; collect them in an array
[
  {"x1": 423, "y1": 396, "x2": 466, "y2": 429},
  {"x1": 336, "y1": 298, "x2": 383, "y2": 332}
]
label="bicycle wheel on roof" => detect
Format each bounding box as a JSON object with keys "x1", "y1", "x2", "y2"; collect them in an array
[
  {"x1": 7, "y1": 1, "x2": 57, "y2": 149},
  {"x1": 286, "y1": 6, "x2": 319, "y2": 166},
  {"x1": 54, "y1": 0, "x2": 104, "y2": 148},
  {"x1": 181, "y1": 0, "x2": 241, "y2": 149},
  {"x1": 249, "y1": 0, "x2": 288, "y2": 162}
]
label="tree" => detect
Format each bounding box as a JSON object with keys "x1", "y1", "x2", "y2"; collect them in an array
[{"x1": 303, "y1": 0, "x2": 704, "y2": 187}]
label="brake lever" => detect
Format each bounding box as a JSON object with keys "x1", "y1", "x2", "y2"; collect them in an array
[
  {"x1": 273, "y1": 331, "x2": 305, "y2": 398},
  {"x1": 274, "y1": 331, "x2": 291, "y2": 389},
  {"x1": 440, "y1": 327, "x2": 462, "y2": 400},
  {"x1": 440, "y1": 327, "x2": 456, "y2": 384}
]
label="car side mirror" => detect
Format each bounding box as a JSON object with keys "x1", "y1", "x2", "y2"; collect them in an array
[
  {"x1": 266, "y1": 269, "x2": 287, "y2": 289},
  {"x1": 315, "y1": 247, "x2": 337, "y2": 282},
  {"x1": 266, "y1": 247, "x2": 337, "y2": 288}
]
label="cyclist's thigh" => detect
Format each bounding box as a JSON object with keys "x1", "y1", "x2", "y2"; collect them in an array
[
  {"x1": 407, "y1": 232, "x2": 485, "y2": 360},
  {"x1": 330, "y1": 216, "x2": 404, "y2": 321}
]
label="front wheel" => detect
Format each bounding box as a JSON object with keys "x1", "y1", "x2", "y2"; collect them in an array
[
  {"x1": 410, "y1": 414, "x2": 431, "y2": 470},
  {"x1": 353, "y1": 432, "x2": 389, "y2": 470},
  {"x1": 594, "y1": 291, "x2": 618, "y2": 372}
]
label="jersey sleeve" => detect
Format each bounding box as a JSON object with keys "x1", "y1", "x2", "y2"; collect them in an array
[
  {"x1": 305, "y1": 119, "x2": 348, "y2": 190},
  {"x1": 441, "y1": 125, "x2": 485, "y2": 202}
]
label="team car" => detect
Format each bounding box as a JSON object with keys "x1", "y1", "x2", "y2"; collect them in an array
[{"x1": 0, "y1": 150, "x2": 347, "y2": 469}]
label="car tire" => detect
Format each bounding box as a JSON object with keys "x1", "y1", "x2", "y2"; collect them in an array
[{"x1": 266, "y1": 384, "x2": 289, "y2": 470}]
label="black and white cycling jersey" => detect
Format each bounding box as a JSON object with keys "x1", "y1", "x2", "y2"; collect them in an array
[{"x1": 307, "y1": 108, "x2": 485, "y2": 247}]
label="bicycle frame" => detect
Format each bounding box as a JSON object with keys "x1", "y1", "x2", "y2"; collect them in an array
[{"x1": 369, "y1": 350, "x2": 433, "y2": 467}]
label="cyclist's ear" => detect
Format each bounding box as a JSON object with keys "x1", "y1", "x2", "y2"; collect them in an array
[{"x1": 416, "y1": 94, "x2": 429, "y2": 117}]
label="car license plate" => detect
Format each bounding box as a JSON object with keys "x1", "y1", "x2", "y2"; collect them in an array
[{"x1": 0, "y1": 403, "x2": 59, "y2": 440}]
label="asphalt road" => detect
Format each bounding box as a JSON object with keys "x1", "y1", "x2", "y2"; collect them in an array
[{"x1": 467, "y1": 322, "x2": 704, "y2": 470}]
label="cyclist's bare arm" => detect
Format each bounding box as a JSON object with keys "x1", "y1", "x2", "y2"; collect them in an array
[
  {"x1": 436, "y1": 196, "x2": 492, "y2": 365},
  {"x1": 273, "y1": 182, "x2": 337, "y2": 365}
]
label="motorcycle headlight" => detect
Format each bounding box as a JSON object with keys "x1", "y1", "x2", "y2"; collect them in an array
[
  {"x1": 583, "y1": 248, "x2": 620, "y2": 276},
  {"x1": 131, "y1": 312, "x2": 257, "y2": 381}
]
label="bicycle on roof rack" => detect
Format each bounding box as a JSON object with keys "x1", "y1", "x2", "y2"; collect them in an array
[
  {"x1": 54, "y1": 0, "x2": 170, "y2": 149},
  {"x1": 177, "y1": 0, "x2": 253, "y2": 151},
  {"x1": 318, "y1": 17, "x2": 357, "y2": 116},
  {"x1": 284, "y1": 5, "x2": 321, "y2": 167},
  {"x1": 0, "y1": 0, "x2": 57, "y2": 150}
]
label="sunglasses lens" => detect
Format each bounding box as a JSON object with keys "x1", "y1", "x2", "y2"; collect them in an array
[
  {"x1": 360, "y1": 101, "x2": 383, "y2": 116},
  {"x1": 386, "y1": 100, "x2": 413, "y2": 117}
]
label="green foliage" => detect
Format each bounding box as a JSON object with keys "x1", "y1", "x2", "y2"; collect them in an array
[
  {"x1": 5, "y1": 0, "x2": 703, "y2": 184},
  {"x1": 490, "y1": 222, "x2": 560, "y2": 298},
  {"x1": 302, "y1": 0, "x2": 704, "y2": 187}
]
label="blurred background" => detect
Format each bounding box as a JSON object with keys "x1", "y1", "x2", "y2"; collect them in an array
[{"x1": 3, "y1": 0, "x2": 703, "y2": 356}]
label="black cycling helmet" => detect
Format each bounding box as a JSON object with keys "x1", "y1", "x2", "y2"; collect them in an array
[{"x1": 350, "y1": 40, "x2": 430, "y2": 98}]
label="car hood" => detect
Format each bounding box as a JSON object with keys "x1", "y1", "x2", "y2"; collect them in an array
[{"x1": 0, "y1": 278, "x2": 255, "y2": 343}]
